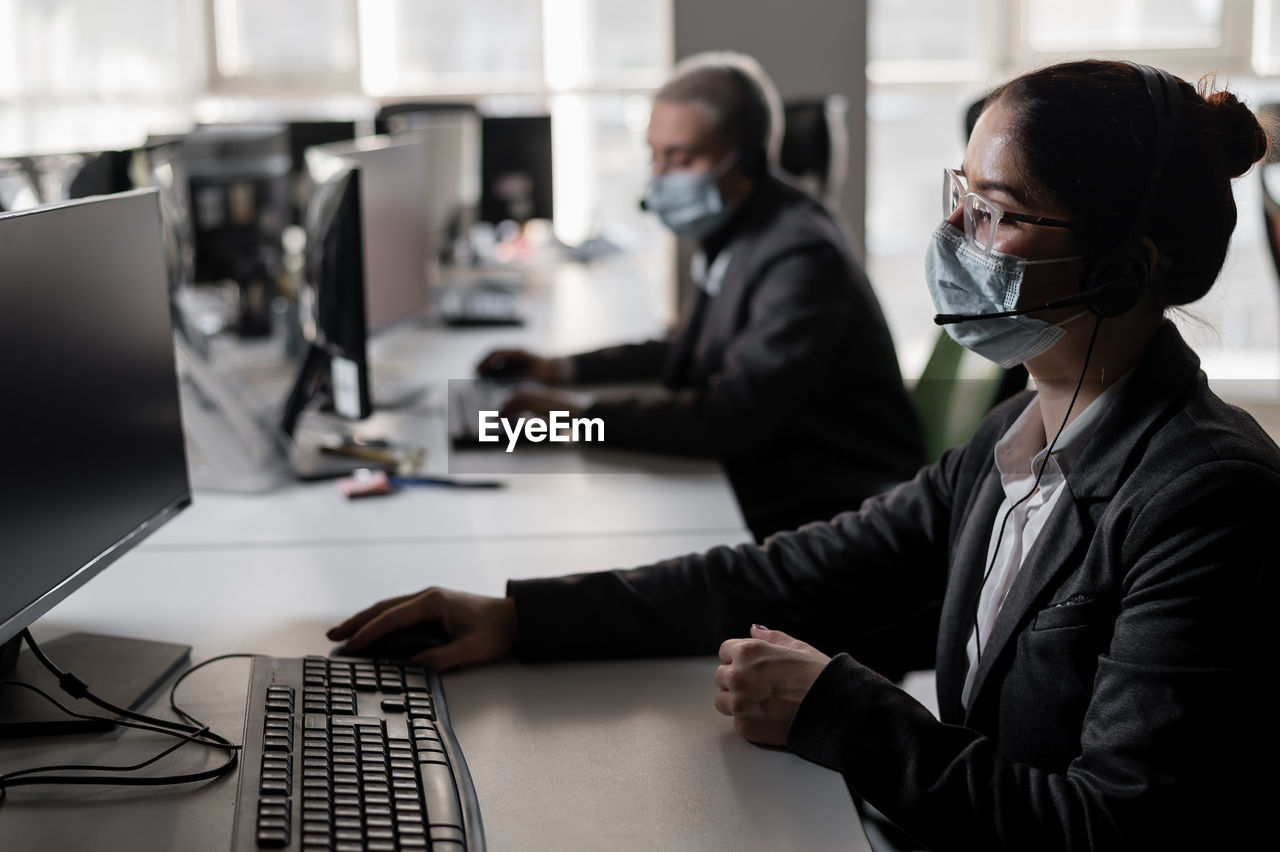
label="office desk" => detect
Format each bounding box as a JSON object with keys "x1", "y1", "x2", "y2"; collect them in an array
[{"x1": 3, "y1": 532, "x2": 868, "y2": 851}]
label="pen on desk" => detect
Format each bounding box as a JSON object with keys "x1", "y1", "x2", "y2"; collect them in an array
[
  {"x1": 338, "y1": 469, "x2": 504, "y2": 498},
  {"x1": 389, "y1": 475, "x2": 504, "y2": 489}
]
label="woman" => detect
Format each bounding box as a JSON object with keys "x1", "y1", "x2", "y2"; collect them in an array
[{"x1": 330, "y1": 61, "x2": 1278, "y2": 849}]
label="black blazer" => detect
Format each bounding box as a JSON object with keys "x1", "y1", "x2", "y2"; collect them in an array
[
  {"x1": 569, "y1": 173, "x2": 922, "y2": 539},
  {"x1": 509, "y1": 323, "x2": 1280, "y2": 849}
]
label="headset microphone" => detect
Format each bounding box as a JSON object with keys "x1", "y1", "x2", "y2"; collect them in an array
[
  {"x1": 638, "y1": 197, "x2": 648, "y2": 211},
  {"x1": 933, "y1": 289, "x2": 1097, "y2": 325}
]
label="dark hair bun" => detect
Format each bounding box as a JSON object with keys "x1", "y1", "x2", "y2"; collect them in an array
[{"x1": 1204, "y1": 88, "x2": 1268, "y2": 178}]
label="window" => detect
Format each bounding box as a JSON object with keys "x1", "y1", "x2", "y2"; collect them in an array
[
  {"x1": 1024, "y1": 0, "x2": 1225, "y2": 51},
  {"x1": 0, "y1": 0, "x2": 205, "y2": 99},
  {"x1": 359, "y1": 0, "x2": 543, "y2": 96},
  {"x1": 213, "y1": 0, "x2": 357, "y2": 79},
  {"x1": 0, "y1": 0, "x2": 204, "y2": 158}
]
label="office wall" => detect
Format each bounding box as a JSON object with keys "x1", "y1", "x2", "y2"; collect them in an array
[{"x1": 672, "y1": 0, "x2": 868, "y2": 261}]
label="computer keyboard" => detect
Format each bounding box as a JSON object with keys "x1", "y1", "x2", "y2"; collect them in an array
[
  {"x1": 438, "y1": 283, "x2": 525, "y2": 328},
  {"x1": 231, "y1": 655, "x2": 484, "y2": 852},
  {"x1": 448, "y1": 382, "x2": 513, "y2": 448}
]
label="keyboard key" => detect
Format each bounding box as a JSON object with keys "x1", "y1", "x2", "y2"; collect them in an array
[
  {"x1": 420, "y1": 762, "x2": 463, "y2": 827},
  {"x1": 430, "y1": 841, "x2": 465, "y2": 852},
  {"x1": 255, "y1": 827, "x2": 289, "y2": 848},
  {"x1": 331, "y1": 716, "x2": 383, "y2": 729},
  {"x1": 430, "y1": 825, "x2": 467, "y2": 843}
]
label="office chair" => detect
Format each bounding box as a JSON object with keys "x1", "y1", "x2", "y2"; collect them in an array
[
  {"x1": 1256, "y1": 106, "x2": 1280, "y2": 319},
  {"x1": 779, "y1": 95, "x2": 848, "y2": 210},
  {"x1": 964, "y1": 94, "x2": 988, "y2": 141},
  {"x1": 375, "y1": 101, "x2": 479, "y2": 135}
]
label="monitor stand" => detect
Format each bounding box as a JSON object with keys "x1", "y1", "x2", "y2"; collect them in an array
[{"x1": 0, "y1": 632, "x2": 191, "y2": 738}]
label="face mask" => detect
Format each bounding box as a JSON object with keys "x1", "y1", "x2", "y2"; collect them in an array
[
  {"x1": 925, "y1": 222, "x2": 1086, "y2": 369},
  {"x1": 643, "y1": 152, "x2": 739, "y2": 240}
]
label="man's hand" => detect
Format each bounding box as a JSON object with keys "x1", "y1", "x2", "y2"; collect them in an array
[
  {"x1": 327, "y1": 588, "x2": 518, "y2": 671},
  {"x1": 500, "y1": 387, "x2": 585, "y2": 420},
  {"x1": 714, "y1": 625, "x2": 831, "y2": 746},
  {"x1": 476, "y1": 348, "x2": 559, "y2": 382}
]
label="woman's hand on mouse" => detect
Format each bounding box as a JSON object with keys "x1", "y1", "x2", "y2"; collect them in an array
[
  {"x1": 714, "y1": 625, "x2": 831, "y2": 746},
  {"x1": 327, "y1": 588, "x2": 518, "y2": 671}
]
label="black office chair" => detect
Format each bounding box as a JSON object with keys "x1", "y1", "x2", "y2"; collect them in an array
[
  {"x1": 964, "y1": 94, "x2": 988, "y2": 141},
  {"x1": 375, "y1": 101, "x2": 479, "y2": 135},
  {"x1": 1256, "y1": 105, "x2": 1280, "y2": 307},
  {"x1": 779, "y1": 95, "x2": 848, "y2": 210}
]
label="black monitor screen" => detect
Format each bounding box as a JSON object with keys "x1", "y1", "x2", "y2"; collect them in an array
[
  {"x1": 480, "y1": 115, "x2": 553, "y2": 224},
  {"x1": 287, "y1": 121, "x2": 359, "y2": 177},
  {"x1": 0, "y1": 190, "x2": 191, "y2": 646},
  {"x1": 281, "y1": 150, "x2": 371, "y2": 437}
]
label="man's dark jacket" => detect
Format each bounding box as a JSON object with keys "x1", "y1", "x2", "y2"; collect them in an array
[
  {"x1": 511, "y1": 323, "x2": 1279, "y2": 849},
  {"x1": 570, "y1": 173, "x2": 922, "y2": 539}
]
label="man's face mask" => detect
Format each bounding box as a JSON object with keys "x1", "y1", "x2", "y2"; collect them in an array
[{"x1": 643, "y1": 151, "x2": 739, "y2": 240}]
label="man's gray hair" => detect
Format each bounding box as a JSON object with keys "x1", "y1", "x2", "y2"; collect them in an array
[{"x1": 655, "y1": 51, "x2": 784, "y2": 174}]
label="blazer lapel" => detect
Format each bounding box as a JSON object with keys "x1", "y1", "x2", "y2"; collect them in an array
[
  {"x1": 935, "y1": 467, "x2": 1006, "y2": 723},
  {"x1": 962, "y1": 477, "x2": 1088, "y2": 725}
]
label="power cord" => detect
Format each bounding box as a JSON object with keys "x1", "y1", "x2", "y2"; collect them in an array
[{"x1": 0, "y1": 631, "x2": 257, "y2": 806}]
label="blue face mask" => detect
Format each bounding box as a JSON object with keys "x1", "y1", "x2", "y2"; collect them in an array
[
  {"x1": 643, "y1": 153, "x2": 739, "y2": 240},
  {"x1": 925, "y1": 222, "x2": 1086, "y2": 369}
]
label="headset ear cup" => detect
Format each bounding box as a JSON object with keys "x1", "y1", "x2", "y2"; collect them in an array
[{"x1": 1086, "y1": 245, "x2": 1148, "y2": 317}]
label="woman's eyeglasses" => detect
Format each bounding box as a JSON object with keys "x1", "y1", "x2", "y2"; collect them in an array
[{"x1": 943, "y1": 168, "x2": 1075, "y2": 253}]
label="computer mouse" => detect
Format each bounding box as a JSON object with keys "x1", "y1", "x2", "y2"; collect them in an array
[
  {"x1": 333, "y1": 622, "x2": 451, "y2": 661},
  {"x1": 478, "y1": 353, "x2": 528, "y2": 379}
]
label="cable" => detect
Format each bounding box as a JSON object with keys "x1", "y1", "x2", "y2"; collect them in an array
[
  {"x1": 0, "y1": 680, "x2": 233, "y2": 753},
  {"x1": 0, "y1": 635, "x2": 256, "y2": 806},
  {"x1": 168, "y1": 652, "x2": 258, "y2": 732},
  {"x1": 969, "y1": 315, "x2": 1103, "y2": 664},
  {"x1": 19, "y1": 630, "x2": 237, "y2": 748}
]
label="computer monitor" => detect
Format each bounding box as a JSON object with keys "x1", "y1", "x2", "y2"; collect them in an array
[
  {"x1": 183, "y1": 123, "x2": 292, "y2": 336},
  {"x1": 308, "y1": 134, "x2": 438, "y2": 332},
  {"x1": 280, "y1": 149, "x2": 372, "y2": 439},
  {"x1": 0, "y1": 189, "x2": 193, "y2": 736},
  {"x1": 480, "y1": 115, "x2": 553, "y2": 224},
  {"x1": 285, "y1": 121, "x2": 360, "y2": 224},
  {"x1": 0, "y1": 149, "x2": 134, "y2": 211}
]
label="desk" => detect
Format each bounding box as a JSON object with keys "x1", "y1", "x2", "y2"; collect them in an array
[{"x1": 3, "y1": 533, "x2": 869, "y2": 851}]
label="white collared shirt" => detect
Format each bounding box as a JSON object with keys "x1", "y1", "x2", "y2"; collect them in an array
[
  {"x1": 690, "y1": 248, "x2": 732, "y2": 297},
  {"x1": 960, "y1": 376, "x2": 1128, "y2": 708}
]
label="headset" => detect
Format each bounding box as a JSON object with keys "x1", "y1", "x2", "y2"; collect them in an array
[{"x1": 935, "y1": 61, "x2": 1182, "y2": 325}]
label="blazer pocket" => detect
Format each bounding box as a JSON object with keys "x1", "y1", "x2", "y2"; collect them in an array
[{"x1": 1032, "y1": 595, "x2": 1106, "y2": 631}]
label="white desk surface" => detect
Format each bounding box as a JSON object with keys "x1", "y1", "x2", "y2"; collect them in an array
[
  {"x1": 147, "y1": 464, "x2": 745, "y2": 552},
  {"x1": 4, "y1": 532, "x2": 868, "y2": 852}
]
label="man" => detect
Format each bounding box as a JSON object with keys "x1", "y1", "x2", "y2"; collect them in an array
[{"x1": 479, "y1": 53, "x2": 921, "y2": 540}]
